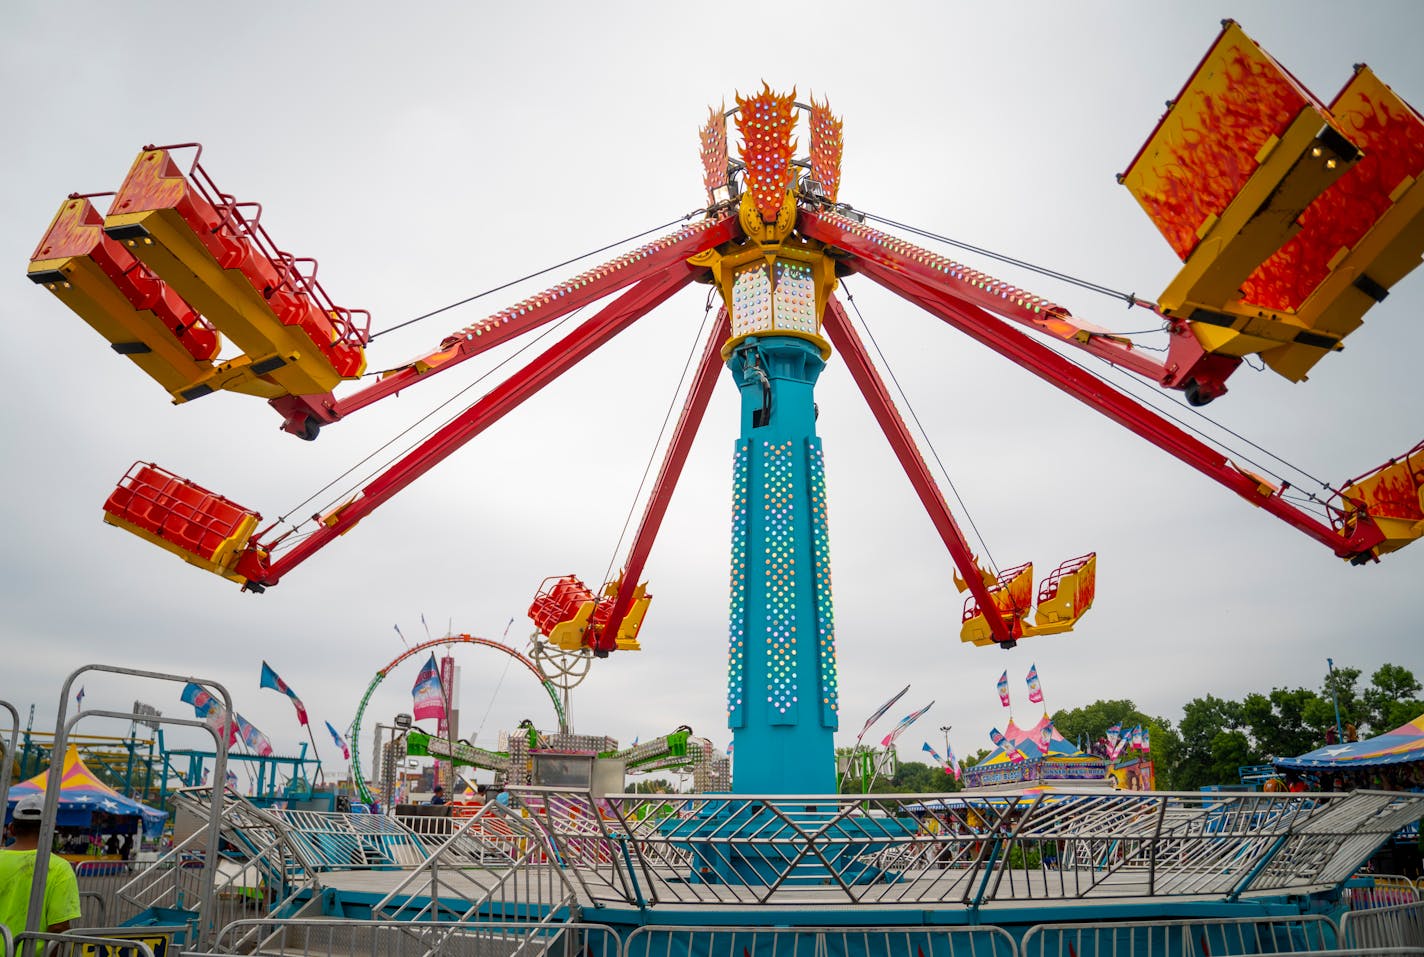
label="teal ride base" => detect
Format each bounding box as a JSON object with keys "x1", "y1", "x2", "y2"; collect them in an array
[{"x1": 724, "y1": 336, "x2": 841, "y2": 795}]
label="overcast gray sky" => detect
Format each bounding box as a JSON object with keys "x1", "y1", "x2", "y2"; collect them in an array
[{"x1": 3, "y1": 2, "x2": 1421, "y2": 782}]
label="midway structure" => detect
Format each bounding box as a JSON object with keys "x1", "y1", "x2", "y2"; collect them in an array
[
  {"x1": 13, "y1": 18, "x2": 1424, "y2": 954},
  {"x1": 26, "y1": 23, "x2": 1424, "y2": 800}
]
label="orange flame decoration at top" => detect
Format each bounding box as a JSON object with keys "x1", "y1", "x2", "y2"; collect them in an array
[
  {"x1": 736, "y1": 84, "x2": 798, "y2": 221},
  {"x1": 1241, "y1": 74, "x2": 1424, "y2": 312},
  {"x1": 809, "y1": 96, "x2": 844, "y2": 203},
  {"x1": 1138, "y1": 45, "x2": 1306, "y2": 261},
  {"x1": 699, "y1": 104, "x2": 729, "y2": 206}
]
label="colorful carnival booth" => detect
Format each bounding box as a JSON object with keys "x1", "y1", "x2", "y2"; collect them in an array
[
  {"x1": 4, "y1": 744, "x2": 167, "y2": 862},
  {"x1": 1275, "y1": 712, "x2": 1424, "y2": 773},
  {"x1": 963, "y1": 714, "x2": 1109, "y2": 791}
]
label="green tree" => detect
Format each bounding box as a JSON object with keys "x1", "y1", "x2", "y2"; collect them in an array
[
  {"x1": 1051, "y1": 699, "x2": 1141, "y2": 749},
  {"x1": 887, "y1": 760, "x2": 961, "y2": 793},
  {"x1": 1208, "y1": 729, "x2": 1253, "y2": 784},
  {"x1": 1177, "y1": 695, "x2": 1245, "y2": 790},
  {"x1": 627, "y1": 777, "x2": 674, "y2": 794},
  {"x1": 1240, "y1": 687, "x2": 1326, "y2": 761},
  {"x1": 1050, "y1": 699, "x2": 1182, "y2": 789},
  {"x1": 1322, "y1": 664, "x2": 1363, "y2": 733},
  {"x1": 1363, "y1": 664, "x2": 1423, "y2": 734}
]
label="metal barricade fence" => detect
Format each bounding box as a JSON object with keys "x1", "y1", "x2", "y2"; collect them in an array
[
  {"x1": 1343, "y1": 899, "x2": 1424, "y2": 949},
  {"x1": 1347, "y1": 874, "x2": 1424, "y2": 911},
  {"x1": 75, "y1": 859, "x2": 162, "y2": 926},
  {"x1": 203, "y1": 918, "x2": 622, "y2": 957},
  {"x1": 1020, "y1": 913, "x2": 1340, "y2": 956},
  {"x1": 624, "y1": 924, "x2": 1017, "y2": 957}
]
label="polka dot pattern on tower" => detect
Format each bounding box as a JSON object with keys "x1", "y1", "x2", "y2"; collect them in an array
[
  {"x1": 807, "y1": 438, "x2": 839, "y2": 729},
  {"x1": 762, "y1": 439, "x2": 799, "y2": 723},
  {"x1": 727, "y1": 440, "x2": 750, "y2": 727}
]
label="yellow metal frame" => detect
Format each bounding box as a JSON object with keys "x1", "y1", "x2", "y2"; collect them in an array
[
  {"x1": 692, "y1": 192, "x2": 837, "y2": 361},
  {"x1": 101, "y1": 510, "x2": 258, "y2": 585}
]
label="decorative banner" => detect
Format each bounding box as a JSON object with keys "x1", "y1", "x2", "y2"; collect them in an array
[
  {"x1": 182, "y1": 682, "x2": 237, "y2": 745},
  {"x1": 76, "y1": 686, "x2": 86, "y2": 712},
  {"x1": 923, "y1": 740, "x2": 961, "y2": 780},
  {"x1": 991, "y1": 726, "x2": 1025, "y2": 761},
  {"x1": 325, "y1": 721, "x2": 351, "y2": 761},
  {"x1": 1105, "y1": 722, "x2": 1124, "y2": 759},
  {"x1": 233, "y1": 713, "x2": 273, "y2": 757},
  {"x1": 1142, "y1": 727, "x2": 1152, "y2": 753},
  {"x1": 881, "y1": 700, "x2": 934, "y2": 748},
  {"x1": 861, "y1": 684, "x2": 911, "y2": 738},
  {"x1": 1026, "y1": 664, "x2": 1044, "y2": 704},
  {"x1": 260, "y1": 661, "x2": 310, "y2": 726},
  {"x1": 1038, "y1": 718, "x2": 1054, "y2": 752},
  {"x1": 412, "y1": 653, "x2": 446, "y2": 722},
  {"x1": 997, "y1": 671, "x2": 1010, "y2": 708}
]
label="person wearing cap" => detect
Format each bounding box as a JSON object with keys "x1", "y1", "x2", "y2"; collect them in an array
[
  {"x1": 1, "y1": 793, "x2": 82, "y2": 935},
  {"x1": 428, "y1": 785, "x2": 447, "y2": 806}
]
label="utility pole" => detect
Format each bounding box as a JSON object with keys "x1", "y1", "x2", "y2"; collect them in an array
[{"x1": 1327, "y1": 658, "x2": 1345, "y2": 743}]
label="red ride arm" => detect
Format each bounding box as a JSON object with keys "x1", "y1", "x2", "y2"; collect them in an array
[
  {"x1": 822, "y1": 297, "x2": 1015, "y2": 645},
  {"x1": 798, "y1": 208, "x2": 1174, "y2": 385},
  {"x1": 841, "y1": 256, "x2": 1386, "y2": 560},
  {"x1": 239, "y1": 268, "x2": 700, "y2": 588},
  {"x1": 596, "y1": 309, "x2": 733, "y2": 651},
  {"x1": 270, "y1": 215, "x2": 737, "y2": 434}
]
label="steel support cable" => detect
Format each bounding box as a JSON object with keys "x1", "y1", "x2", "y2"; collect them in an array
[
  {"x1": 473, "y1": 649, "x2": 516, "y2": 748},
  {"x1": 1067, "y1": 346, "x2": 1339, "y2": 518},
  {"x1": 861, "y1": 209, "x2": 1156, "y2": 311},
  {"x1": 858, "y1": 207, "x2": 1336, "y2": 501},
  {"x1": 600, "y1": 289, "x2": 719, "y2": 591},
  {"x1": 268, "y1": 306, "x2": 588, "y2": 541},
  {"x1": 367, "y1": 211, "x2": 706, "y2": 343},
  {"x1": 840, "y1": 281, "x2": 1002, "y2": 577},
  {"x1": 1068, "y1": 335, "x2": 1337, "y2": 495}
]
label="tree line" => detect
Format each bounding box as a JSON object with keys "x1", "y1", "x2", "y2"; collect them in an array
[{"x1": 840, "y1": 661, "x2": 1422, "y2": 794}]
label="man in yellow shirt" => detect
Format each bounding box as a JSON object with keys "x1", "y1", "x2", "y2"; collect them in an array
[{"x1": 1, "y1": 793, "x2": 82, "y2": 936}]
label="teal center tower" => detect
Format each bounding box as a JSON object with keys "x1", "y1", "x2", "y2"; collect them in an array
[{"x1": 695, "y1": 191, "x2": 844, "y2": 794}]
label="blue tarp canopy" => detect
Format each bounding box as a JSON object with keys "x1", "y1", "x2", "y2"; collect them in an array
[{"x1": 1274, "y1": 712, "x2": 1424, "y2": 771}]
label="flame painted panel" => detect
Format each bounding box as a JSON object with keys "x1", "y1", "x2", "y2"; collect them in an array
[
  {"x1": 1122, "y1": 21, "x2": 1323, "y2": 261},
  {"x1": 1242, "y1": 68, "x2": 1424, "y2": 313}
]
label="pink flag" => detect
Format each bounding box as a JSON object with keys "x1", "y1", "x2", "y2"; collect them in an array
[
  {"x1": 990, "y1": 726, "x2": 1024, "y2": 763},
  {"x1": 260, "y1": 661, "x2": 310, "y2": 726},
  {"x1": 880, "y1": 700, "x2": 934, "y2": 748},
  {"x1": 997, "y1": 671, "x2": 1010, "y2": 708},
  {"x1": 860, "y1": 684, "x2": 911, "y2": 737},
  {"x1": 412, "y1": 653, "x2": 446, "y2": 721},
  {"x1": 1026, "y1": 664, "x2": 1044, "y2": 704}
]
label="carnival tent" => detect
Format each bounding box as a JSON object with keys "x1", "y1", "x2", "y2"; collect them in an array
[
  {"x1": 1275, "y1": 712, "x2": 1424, "y2": 771},
  {"x1": 964, "y1": 715, "x2": 1108, "y2": 789},
  {"x1": 4, "y1": 745, "x2": 167, "y2": 834}
]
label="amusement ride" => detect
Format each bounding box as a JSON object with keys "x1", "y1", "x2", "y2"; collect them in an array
[{"x1": 16, "y1": 18, "x2": 1424, "y2": 952}]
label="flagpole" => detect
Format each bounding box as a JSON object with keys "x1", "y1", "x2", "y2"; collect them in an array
[
  {"x1": 838, "y1": 684, "x2": 910, "y2": 792},
  {"x1": 303, "y1": 724, "x2": 325, "y2": 786}
]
